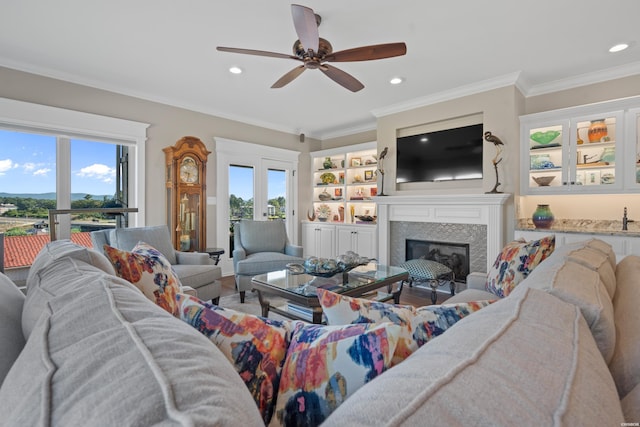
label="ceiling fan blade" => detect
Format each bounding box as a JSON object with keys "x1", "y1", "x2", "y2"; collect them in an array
[
  {"x1": 217, "y1": 46, "x2": 299, "y2": 60},
  {"x1": 291, "y1": 4, "x2": 319, "y2": 54},
  {"x1": 271, "y1": 65, "x2": 306, "y2": 88},
  {"x1": 324, "y1": 42, "x2": 407, "y2": 62},
  {"x1": 319, "y1": 64, "x2": 364, "y2": 92}
]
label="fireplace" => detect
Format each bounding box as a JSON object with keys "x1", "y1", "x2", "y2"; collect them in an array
[{"x1": 406, "y1": 239, "x2": 470, "y2": 283}]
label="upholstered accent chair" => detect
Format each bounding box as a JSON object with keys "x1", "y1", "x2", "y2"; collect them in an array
[
  {"x1": 91, "y1": 225, "x2": 222, "y2": 303},
  {"x1": 232, "y1": 220, "x2": 304, "y2": 302}
]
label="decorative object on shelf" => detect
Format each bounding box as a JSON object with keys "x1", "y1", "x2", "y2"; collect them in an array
[
  {"x1": 364, "y1": 170, "x2": 373, "y2": 181},
  {"x1": 530, "y1": 154, "x2": 555, "y2": 169},
  {"x1": 307, "y1": 208, "x2": 316, "y2": 221},
  {"x1": 600, "y1": 173, "x2": 615, "y2": 185},
  {"x1": 532, "y1": 204, "x2": 555, "y2": 229},
  {"x1": 318, "y1": 189, "x2": 332, "y2": 201},
  {"x1": 323, "y1": 156, "x2": 333, "y2": 169},
  {"x1": 351, "y1": 158, "x2": 361, "y2": 167},
  {"x1": 588, "y1": 119, "x2": 608, "y2": 143},
  {"x1": 377, "y1": 146, "x2": 388, "y2": 196},
  {"x1": 530, "y1": 130, "x2": 561, "y2": 147},
  {"x1": 338, "y1": 206, "x2": 344, "y2": 222},
  {"x1": 334, "y1": 188, "x2": 342, "y2": 197},
  {"x1": 484, "y1": 131, "x2": 504, "y2": 194},
  {"x1": 339, "y1": 172, "x2": 344, "y2": 183},
  {"x1": 600, "y1": 147, "x2": 615, "y2": 163},
  {"x1": 370, "y1": 187, "x2": 377, "y2": 197},
  {"x1": 316, "y1": 203, "x2": 332, "y2": 221},
  {"x1": 577, "y1": 129, "x2": 584, "y2": 145},
  {"x1": 532, "y1": 175, "x2": 555, "y2": 187},
  {"x1": 355, "y1": 215, "x2": 376, "y2": 222},
  {"x1": 320, "y1": 172, "x2": 336, "y2": 184},
  {"x1": 350, "y1": 205, "x2": 355, "y2": 222}
]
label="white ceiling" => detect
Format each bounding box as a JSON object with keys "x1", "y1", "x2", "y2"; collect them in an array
[{"x1": 1, "y1": 0, "x2": 639, "y2": 140}]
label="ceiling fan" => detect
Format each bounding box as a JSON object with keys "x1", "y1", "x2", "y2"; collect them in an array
[{"x1": 217, "y1": 4, "x2": 407, "y2": 92}]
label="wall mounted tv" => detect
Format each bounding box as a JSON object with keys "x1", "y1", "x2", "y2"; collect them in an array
[{"x1": 396, "y1": 123, "x2": 484, "y2": 183}]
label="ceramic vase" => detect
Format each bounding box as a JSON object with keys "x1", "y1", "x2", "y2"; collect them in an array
[
  {"x1": 588, "y1": 119, "x2": 608, "y2": 143},
  {"x1": 532, "y1": 204, "x2": 555, "y2": 229}
]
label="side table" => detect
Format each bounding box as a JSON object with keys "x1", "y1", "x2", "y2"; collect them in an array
[{"x1": 205, "y1": 247, "x2": 225, "y2": 265}]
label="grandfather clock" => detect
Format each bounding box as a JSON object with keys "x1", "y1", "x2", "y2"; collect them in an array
[{"x1": 163, "y1": 136, "x2": 210, "y2": 252}]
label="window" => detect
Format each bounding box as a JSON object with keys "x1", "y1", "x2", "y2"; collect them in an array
[{"x1": 0, "y1": 97, "x2": 148, "y2": 274}]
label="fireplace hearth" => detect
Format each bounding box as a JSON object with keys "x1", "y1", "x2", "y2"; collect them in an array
[{"x1": 406, "y1": 239, "x2": 470, "y2": 283}]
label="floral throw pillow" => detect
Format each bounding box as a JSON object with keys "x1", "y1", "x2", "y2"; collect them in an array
[
  {"x1": 176, "y1": 293, "x2": 293, "y2": 425},
  {"x1": 103, "y1": 241, "x2": 182, "y2": 315},
  {"x1": 485, "y1": 235, "x2": 556, "y2": 298},
  {"x1": 271, "y1": 321, "x2": 400, "y2": 426},
  {"x1": 317, "y1": 288, "x2": 493, "y2": 365}
]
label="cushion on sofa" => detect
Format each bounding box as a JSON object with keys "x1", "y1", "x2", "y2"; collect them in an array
[
  {"x1": 511, "y1": 258, "x2": 616, "y2": 363},
  {"x1": 566, "y1": 247, "x2": 617, "y2": 299},
  {"x1": 609, "y1": 255, "x2": 640, "y2": 399},
  {"x1": 0, "y1": 256, "x2": 264, "y2": 426},
  {"x1": 323, "y1": 288, "x2": 624, "y2": 426},
  {"x1": 0, "y1": 273, "x2": 26, "y2": 385},
  {"x1": 22, "y1": 240, "x2": 116, "y2": 338},
  {"x1": 271, "y1": 321, "x2": 400, "y2": 426},
  {"x1": 103, "y1": 242, "x2": 182, "y2": 316},
  {"x1": 621, "y1": 383, "x2": 640, "y2": 423},
  {"x1": 585, "y1": 238, "x2": 617, "y2": 270},
  {"x1": 485, "y1": 234, "x2": 555, "y2": 298},
  {"x1": 176, "y1": 293, "x2": 292, "y2": 425},
  {"x1": 317, "y1": 288, "x2": 493, "y2": 365}
]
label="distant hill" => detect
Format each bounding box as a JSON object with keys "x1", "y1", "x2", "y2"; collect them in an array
[{"x1": 0, "y1": 192, "x2": 113, "y2": 201}]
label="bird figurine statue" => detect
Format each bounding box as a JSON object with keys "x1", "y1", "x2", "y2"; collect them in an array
[
  {"x1": 484, "y1": 131, "x2": 504, "y2": 194},
  {"x1": 377, "y1": 146, "x2": 389, "y2": 196}
]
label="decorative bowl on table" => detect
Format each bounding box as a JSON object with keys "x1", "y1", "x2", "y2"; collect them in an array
[
  {"x1": 286, "y1": 251, "x2": 370, "y2": 277},
  {"x1": 532, "y1": 175, "x2": 555, "y2": 186}
]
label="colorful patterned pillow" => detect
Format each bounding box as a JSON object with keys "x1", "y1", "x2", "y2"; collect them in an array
[
  {"x1": 317, "y1": 288, "x2": 493, "y2": 365},
  {"x1": 103, "y1": 242, "x2": 182, "y2": 315},
  {"x1": 175, "y1": 293, "x2": 292, "y2": 425},
  {"x1": 271, "y1": 321, "x2": 400, "y2": 426},
  {"x1": 485, "y1": 235, "x2": 555, "y2": 298}
]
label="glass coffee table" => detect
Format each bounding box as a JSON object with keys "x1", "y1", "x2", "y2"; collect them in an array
[{"x1": 251, "y1": 262, "x2": 409, "y2": 324}]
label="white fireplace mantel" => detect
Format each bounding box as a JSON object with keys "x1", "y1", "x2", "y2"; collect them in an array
[{"x1": 375, "y1": 194, "x2": 511, "y2": 270}]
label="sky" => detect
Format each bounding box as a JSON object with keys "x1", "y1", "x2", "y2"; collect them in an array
[
  {"x1": 0, "y1": 129, "x2": 117, "y2": 196},
  {"x1": 0, "y1": 129, "x2": 286, "y2": 200}
]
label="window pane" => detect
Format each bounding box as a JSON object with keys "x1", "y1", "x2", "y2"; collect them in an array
[
  {"x1": 0, "y1": 129, "x2": 56, "y2": 271},
  {"x1": 70, "y1": 139, "x2": 119, "y2": 232},
  {"x1": 229, "y1": 165, "x2": 254, "y2": 253},
  {"x1": 267, "y1": 168, "x2": 286, "y2": 221}
]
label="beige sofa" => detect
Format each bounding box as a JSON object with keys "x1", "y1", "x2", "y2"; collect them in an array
[{"x1": 0, "y1": 238, "x2": 637, "y2": 425}]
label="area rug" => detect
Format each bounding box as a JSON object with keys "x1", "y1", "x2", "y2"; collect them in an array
[{"x1": 218, "y1": 291, "x2": 290, "y2": 322}]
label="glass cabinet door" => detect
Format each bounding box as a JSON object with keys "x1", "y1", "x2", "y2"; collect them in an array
[
  {"x1": 570, "y1": 111, "x2": 622, "y2": 191},
  {"x1": 525, "y1": 120, "x2": 568, "y2": 193}
]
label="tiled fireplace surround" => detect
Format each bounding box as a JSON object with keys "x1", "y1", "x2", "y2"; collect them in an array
[{"x1": 376, "y1": 194, "x2": 511, "y2": 288}]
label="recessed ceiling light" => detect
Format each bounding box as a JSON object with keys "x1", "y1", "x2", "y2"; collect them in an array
[
  {"x1": 229, "y1": 66, "x2": 243, "y2": 74},
  {"x1": 609, "y1": 43, "x2": 629, "y2": 53},
  {"x1": 389, "y1": 77, "x2": 404, "y2": 85}
]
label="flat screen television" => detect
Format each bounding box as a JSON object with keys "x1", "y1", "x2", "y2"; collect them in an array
[{"x1": 396, "y1": 123, "x2": 484, "y2": 183}]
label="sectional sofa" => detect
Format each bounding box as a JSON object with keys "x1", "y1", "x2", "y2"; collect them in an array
[{"x1": 0, "y1": 238, "x2": 637, "y2": 425}]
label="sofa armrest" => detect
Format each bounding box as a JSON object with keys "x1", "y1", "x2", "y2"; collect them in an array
[
  {"x1": 180, "y1": 285, "x2": 198, "y2": 297},
  {"x1": 175, "y1": 251, "x2": 211, "y2": 265},
  {"x1": 466, "y1": 272, "x2": 487, "y2": 290},
  {"x1": 285, "y1": 244, "x2": 303, "y2": 257}
]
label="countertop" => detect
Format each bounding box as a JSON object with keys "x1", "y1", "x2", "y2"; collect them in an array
[{"x1": 516, "y1": 218, "x2": 640, "y2": 237}]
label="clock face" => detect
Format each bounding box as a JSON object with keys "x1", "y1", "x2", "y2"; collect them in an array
[{"x1": 179, "y1": 157, "x2": 199, "y2": 183}]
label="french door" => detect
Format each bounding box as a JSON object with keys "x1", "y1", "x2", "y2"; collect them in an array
[{"x1": 216, "y1": 138, "x2": 299, "y2": 276}]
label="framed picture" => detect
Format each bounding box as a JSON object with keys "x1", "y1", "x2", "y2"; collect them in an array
[
  {"x1": 334, "y1": 188, "x2": 342, "y2": 197},
  {"x1": 351, "y1": 158, "x2": 361, "y2": 167},
  {"x1": 364, "y1": 170, "x2": 373, "y2": 181}
]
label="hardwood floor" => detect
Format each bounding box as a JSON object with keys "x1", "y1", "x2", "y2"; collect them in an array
[{"x1": 219, "y1": 275, "x2": 452, "y2": 307}]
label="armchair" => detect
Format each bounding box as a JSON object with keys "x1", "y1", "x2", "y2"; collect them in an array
[
  {"x1": 91, "y1": 225, "x2": 222, "y2": 304},
  {"x1": 233, "y1": 220, "x2": 304, "y2": 302}
]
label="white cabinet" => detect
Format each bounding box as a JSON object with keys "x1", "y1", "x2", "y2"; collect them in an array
[
  {"x1": 520, "y1": 96, "x2": 640, "y2": 194},
  {"x1": 302, "y1": 222, "x2": 377, "y2": 259},
  {"x1": 336, "y1": 225, "x2": 378, "y2": 259},
  {"x1": 302, "y1": 222, "x2": 335, "y2": 258},
  {"x1": 310, "y1": 142, "x2": 378, "y2": 224}
]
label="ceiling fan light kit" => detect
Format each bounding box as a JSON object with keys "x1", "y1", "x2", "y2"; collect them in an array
[{"x1": 217, "y1": 4, "x2": 407, "y2": 92}]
